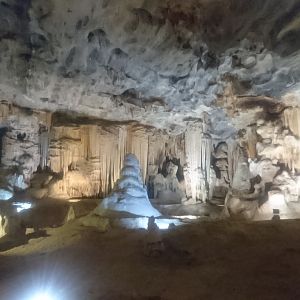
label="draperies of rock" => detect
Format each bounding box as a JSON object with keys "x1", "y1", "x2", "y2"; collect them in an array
[
  {"x1": 126, "y1": 126, "x2": 149, "y2": 184},
  {"x1": 0, "y1": 103, "x2": 224, "y2": 201},
  {"x1": 0, "y1": 102, "x2": 51, "y2": 187},
  {"x1": 46, "y1": 121, "x2": 185, "y2": 198}
]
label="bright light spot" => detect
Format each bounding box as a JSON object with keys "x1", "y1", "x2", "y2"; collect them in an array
[
  {"x1": 173, "y1": 215, "x2": 201, "y2": 220},
  {"x1": 31, "y1": 292, "x2": 55, "y2": 300},
  {"x1": 68, "y1": 199, "x2": 81, "y2": 203},
  {"x1": 268, "y1": 192, "x2": 285, "y2": 209},
  {"x1": 120, "y1": 217, "x2": 182, "y2": 229},
  {"x1": 0, "y1": 189, "x2": 13, "y2": 200},
  {"x1": 13, "y1": 202, "x2": 32, "y2": 212},
  {"x1": 156, "y1": 219, "x2": 181, "y2": 229},
  {"x1": 155, "y1": 219, "x2": 171, "y2": 229}
]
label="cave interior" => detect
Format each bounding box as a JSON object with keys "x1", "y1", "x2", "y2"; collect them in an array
[{"x1": 1, "y1": 0, "x2": 300, "y2": 299}]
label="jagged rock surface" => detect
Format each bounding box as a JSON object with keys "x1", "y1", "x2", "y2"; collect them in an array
[{"x1": 1, "y1": 0, "x2": 300, "y2": 136}]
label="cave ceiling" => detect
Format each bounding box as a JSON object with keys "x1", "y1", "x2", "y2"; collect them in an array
[{"x1": 1, "y1": 0, "x2": 300, "y2": 137}]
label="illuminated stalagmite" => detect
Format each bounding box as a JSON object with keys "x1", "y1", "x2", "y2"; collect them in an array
[{"x1": 96, "y1": 154, "x2": 161, "y2": 217}]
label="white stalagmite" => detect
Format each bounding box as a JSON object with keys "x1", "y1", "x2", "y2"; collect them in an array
[{"x1": 96, "y1": 153, "x2": 161, "y2": 217}]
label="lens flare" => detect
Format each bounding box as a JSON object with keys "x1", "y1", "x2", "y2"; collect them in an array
[
  {"x1": 13, "y1": 202, "x2": 32, "y2": 212},
  {"x1": 31, "y1": 292, "x2": 55, "y2": 300}
]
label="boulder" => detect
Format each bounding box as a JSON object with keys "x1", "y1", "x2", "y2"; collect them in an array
[
  {"x1": 249, "y1": 159, "x2": 279, "y2": 183},
  {"x1": 273, "y1": 171, "x2": 299, "y2": 202},
  {"x1": 80, "y1": 215, "x2": 110, "y2": 232},
  {"x1": 223, "y1": 190, "x2": 258, "y2": 219},
  {"x1": 242, "y1": 56, "x2": 256, "y2": 68}
]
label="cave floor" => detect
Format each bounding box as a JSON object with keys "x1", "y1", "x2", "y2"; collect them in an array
[{"x1": 0, "y1": 219, "x2": 300, "y2": 300}]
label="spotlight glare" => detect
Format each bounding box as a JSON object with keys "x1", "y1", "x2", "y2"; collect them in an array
[
  {"x1": 269, "y1": 192, "x2": 285, "y2": 209},
  {"x1": 31, "y1": 292, "x2": 55, "y2": 300},
  {"x1": 13, "y1": 202, "x2": 32, "y2": 213}
]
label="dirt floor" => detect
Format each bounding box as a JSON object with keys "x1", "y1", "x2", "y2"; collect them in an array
[{"x1": 1, "y1": 218, "x2": 300, "y2": 300}]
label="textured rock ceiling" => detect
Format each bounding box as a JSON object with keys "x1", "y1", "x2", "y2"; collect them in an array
[{"x1": 1, "y1": 0, "x2": 300, "y2": 136}]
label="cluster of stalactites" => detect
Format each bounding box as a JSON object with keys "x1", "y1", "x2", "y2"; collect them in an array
[
  {"x1": 47, "y1": 125, "x2": 149, "y2": 195},
  {"x1": 46, "y1": 124, "x2": 186, "y2": 197}
]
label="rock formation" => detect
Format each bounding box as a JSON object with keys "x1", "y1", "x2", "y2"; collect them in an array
[
  {"x1": 96, "y1": 153, "x2": 161, "y2": 217},
  {"x1": 153, "y1": 161, "x2": 185, "y2": 204}
]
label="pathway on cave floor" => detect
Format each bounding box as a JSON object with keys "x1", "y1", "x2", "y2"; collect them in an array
[{"x1": 0, "y1": 219, "x2": 300, "y2": 299}]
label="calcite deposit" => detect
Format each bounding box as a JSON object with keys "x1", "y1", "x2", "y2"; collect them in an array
[{"x1": 96, "y1": 153, "x2": 161, "y2": 217}]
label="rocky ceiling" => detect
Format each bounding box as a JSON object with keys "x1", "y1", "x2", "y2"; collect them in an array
[{"x1": 1, "y1": 0, "x2": 300, "y2": 137}]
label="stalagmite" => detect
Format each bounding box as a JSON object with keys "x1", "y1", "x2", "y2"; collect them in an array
[{"x1": 96, "y1": 154, "x2": 161, "y2": 217}]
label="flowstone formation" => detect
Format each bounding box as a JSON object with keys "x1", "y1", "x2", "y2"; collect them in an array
[{"x1": 96, "y1": 154, "x2": 160, "y2": 217}]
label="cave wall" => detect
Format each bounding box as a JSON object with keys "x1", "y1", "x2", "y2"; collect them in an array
[
  {"x1": 46, "y1": 120, "x2": 185, "y2": 199},
  {"x1": 213, "y1": 102, "x2": 300, "y2": 221},
  {"x1": 0, "y1": 102, "x2": 51, "y2": 187},
  {"x1": 3, "y1": 100, "x2": 300, "y2": 207},
  {"x1": 0, "y1": 102, "x2": 191, "y2": 200}
]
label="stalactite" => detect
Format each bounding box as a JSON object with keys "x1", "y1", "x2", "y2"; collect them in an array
[
  {"x1": 227, "y1": 138, "x2": 241, "y2": 185},
  {"x1": 126, "y1": 125, "x2": 149, "y2": 183},
  {"x1": 38, "y1": 112, "x2": 52, "y2": 170},
  {"x1": 45, "y1": 120, "x2": 189, "y2": 199},
  {"x1": 98, "y1": 126, "x2": 119, "y2": 195},
  {"x1": 39, "y1": 130, "x2": 49, "y2": 169},
  {"x1": 185, "y1": 125, "x2": 212, "y2": 202},
  {"x1": 246, "y1": 126, "x2": 257, "y2": 159},
  {"x1": 48, "y1": 123, "x2": 161, "y2": 197},
  {"x1": 284, "y1": 107, "x2": 300, "y2": 137}
]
